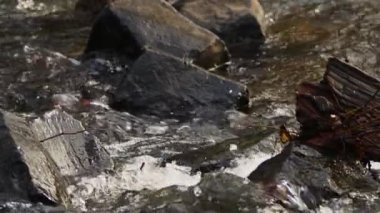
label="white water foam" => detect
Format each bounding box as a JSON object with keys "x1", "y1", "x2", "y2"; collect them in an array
[
  {"x1": 224, "y1": 151, "x2": 275, "y2": 178},
  {"x1": 225, "y1": 134, "x2": 281, "y2": 178},
  {"x1": 372, "y1": 161, "x2": 380, "y2": 170},
  {"x1": 68, "y1": 155, "x2": 201, "y2": 211}
]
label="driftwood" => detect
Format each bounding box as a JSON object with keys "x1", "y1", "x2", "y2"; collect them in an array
[
  {"x1": 296, "y1": 58, "x2": 380, "y2": 161},
  {"x1": 325, "y1": 58, "x2": 379, "y2": 108}
]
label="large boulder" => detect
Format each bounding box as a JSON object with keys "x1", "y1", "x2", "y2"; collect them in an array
[
  {"x1": 84, "y1": 0, "x2": 230, "y2": 69},
  {"x1": 173, "y1": 0, "x2": 266, "y2": 46},
  {"x1": 111, "y1": 49, "x2": 249, "y2": 118}
]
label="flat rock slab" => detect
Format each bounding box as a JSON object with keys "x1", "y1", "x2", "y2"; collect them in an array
[
  {"x1": 0, "y1": 109, "x2": 113, "y2": 206},
  {"x1": 32, "y1": 110, "x2": 113, "y2": 176},
  {"x1": 85, "y1": 0, "x2": 229, "y2": 69},
  {"x1": 174, "y1": 0, "x2": 266, "y2": 45},
  {"x1": 0, "y1": 110, "x2": 67, "y2": 205},
  {"x1": 112, "y1": 49, "x2": 249, "y2": 118}
]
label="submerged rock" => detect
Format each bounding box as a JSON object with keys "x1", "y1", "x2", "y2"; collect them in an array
[
  {"x1": 84, "y1": 0, "x2": 229, "y2": 69},
  {"x1": 173, "y1": 0, "x2": 266, "y2": 46},
  {"x1": 112, "y1": 49, "x2": 249, "y2": 118},
  {"x1": 162, "y1": 129, "x2": 274, "y2": 174},
  {"x1": 113, "y1": 173, "x2": 273, "y2": 212},
  {"x1": 2, "y1": 46, "x2": 88, "y2": 113}
]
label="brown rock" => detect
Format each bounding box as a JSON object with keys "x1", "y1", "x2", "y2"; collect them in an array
[
  {"x1": 173, "y1": 0, "x2": 266, "y2": 46},
  {"x1": 296, "y1": 58, "x2": 380, "y2": 161},
  {"x1": 84, "y1": 0, "x2": 230, "y2": 69}
]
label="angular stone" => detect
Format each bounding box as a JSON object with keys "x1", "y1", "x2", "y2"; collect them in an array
[
  {"x1": 32, "y1": 110, "x2": 113, "y2": 176},
  {"x1": 0, "y1": 109, "x2": 113, "y2": 207},
  {"x1": 0, "y1": 110, "x2": 68, "y2": 205},
  {"x1": 112, "y1": 49, "x2": 249, "y2": 118},
  {"x1": 84, "y1": 0, "x2": 230, "y2": 69},
  {"x1": 173, "y1": 0, "x2": 266, "y2": 45}
]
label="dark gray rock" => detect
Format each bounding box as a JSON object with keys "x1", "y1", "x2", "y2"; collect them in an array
[
  {"x1": 248, "y1": 142, "x2": 380, "y2": 211},
  {"x1": 173, "y1": 0, "x2": 266, "y2": 46},
  {"x1": 112, "y1": 49, "x2": 249, "y2": 118},
  {"x1": 2, "y1": 45, "x2": 245, "y2": 120},
  {"x1": 1, "y1": 46, "x2": 121, "y2": 114},
  {"x1": 84, "y1": 0, "x2": 230, "y2": 69}
]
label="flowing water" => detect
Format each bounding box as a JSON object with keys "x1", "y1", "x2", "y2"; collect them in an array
[{"x1": 0, "y1": 0, "x2": 380, "y2": 212}]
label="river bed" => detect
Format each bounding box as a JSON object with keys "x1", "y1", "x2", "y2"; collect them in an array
[{"x1": 0, "y1": 0, "x2": 379, "y2": 212}]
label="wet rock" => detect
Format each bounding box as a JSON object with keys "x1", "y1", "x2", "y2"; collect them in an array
[
  {"x1": 173, "y1": 0, "x2": 266, "y2": 46},
  {"x1": 84, "y1": 0, "x2": 230, "y2": 69},
  {"x1": 80, "y1": 108, "x2": 241, "y2": 159},
  {"x1": 248, "y1": 142, "x2": 380, "y2": 211},
  {"x1": 321, "y1": 193, "x2": 380, "y2": 213},
  {"x1": 163, "y1": 129, "x2": 274, "y2": 174},
  {"x1": 32, "y1": 109, "x2": 113, "y2": 176},
  {"x1": 2, "y1": 46, "x2": 119, "y2": 114},
  {"x1": 0, "y1": 110, "x2": 68, "y2": 205},
  {"x1": 0, "y1": 198, "x2": 70, "y2": 213},
  {"x1": 75, "y1": 0, "x2": 112, "y2": 17},
  {"x1": 112, "y1": 49, "x2": 248, "y2": 118},
  {"x1": 0, "y1": 108, "x2": 113, "y2": 209}
]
